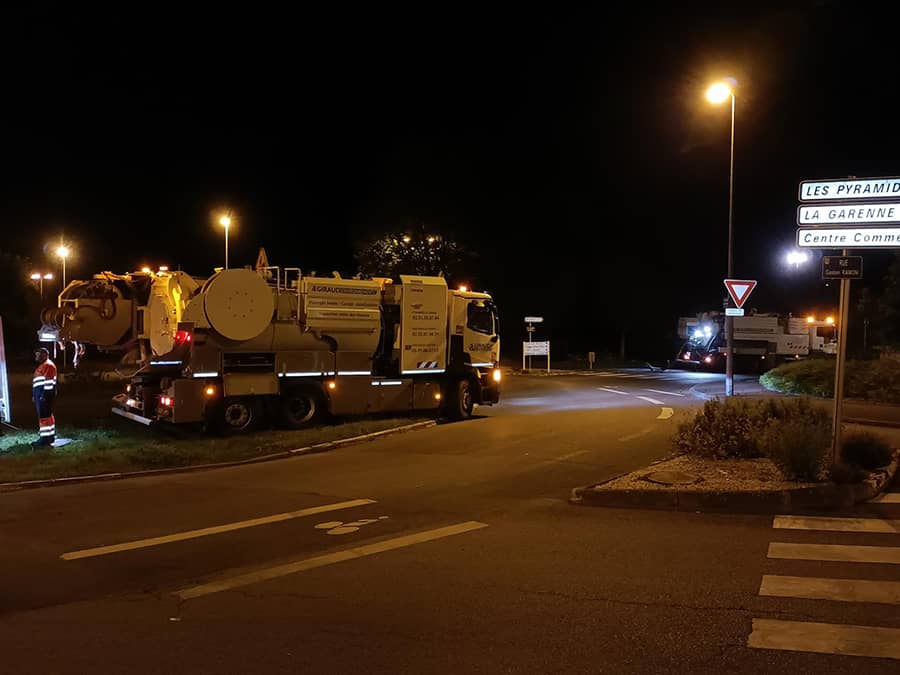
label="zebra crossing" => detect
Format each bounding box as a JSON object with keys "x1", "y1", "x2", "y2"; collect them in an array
[{"x1": 748, "y1": 488, "x2": 900, "y2": 661}]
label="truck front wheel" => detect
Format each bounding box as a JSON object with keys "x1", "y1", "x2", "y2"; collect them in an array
[{"x1": 445, "y1": 378, "x2": 474, "y2": 421}]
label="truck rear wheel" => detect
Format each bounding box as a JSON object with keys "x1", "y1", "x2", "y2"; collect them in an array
[
  {"x1": 216, "y1": 396, "x2": 260, "y2": 434},
  {"x1": 445, "y1": 378, "x2": 474, "y2": 421},
  {"x1": 279, "y1": 389, "x2": 323, "y2": 429}
]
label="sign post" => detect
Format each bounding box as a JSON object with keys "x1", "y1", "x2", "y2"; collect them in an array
[
  {"x1": 830, "y1": 250, "x2": 853, "y2": 466},
  {"x1": 522, "y1": 340, "x2": 550, "y2": 373},
  {"x1": 723, "y1": 279, "x2": 757, "y2": 395},
  {"x1": 524, "y1": 316, "x2": 543, "y2": 371},
  {"x1": 796, "y1": 176, "x2": 897, "y2": 466}
]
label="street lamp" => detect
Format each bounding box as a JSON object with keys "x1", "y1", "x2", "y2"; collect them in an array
[
  {"x1": 29, "y1": 272, "x2": 54, "y2": 303},
  {"x1": 706, "y1": 78, "x2": 737, "y2": 396},
  {"x1": 55, "y1": 244, "x2": 71, "y2": 289},
  {"x1": 786, "y1": 250, "x2": 809, "y2": 267},
  {"x1": 219, "y1": 214, "x2": 232, "y2": 269}
]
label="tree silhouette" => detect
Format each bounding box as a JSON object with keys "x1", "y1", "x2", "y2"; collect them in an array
[{"x1": 355, "y1": 226, "x2": 474, "y2": 280}]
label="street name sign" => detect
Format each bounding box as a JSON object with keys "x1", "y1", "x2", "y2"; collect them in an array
[
  {"x1": 524, "y1": 316, "x2": 544, "y2": 323},
  {"x1": 797, "y1": 226, "x2": 900, "y2": 248},
  {"x1": 725, "y1": 307, "x2": 744, "y2": 317},
  {"x1": 822, "y1": 255, "x2": 863, "y2": 280},
  {"x1": 798, "y1": 203, "x2": 900, "y2": 225},
  {"x1": 799, "y1": 177, "x2": 900, "y2": 201},
  {"x1": 724, "y1": 279, "x2": 757, "y2": 309}
]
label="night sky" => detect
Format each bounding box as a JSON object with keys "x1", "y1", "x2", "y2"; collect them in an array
[{"x1": 3, "y1": 4, "x2": 899, "y2": 359}]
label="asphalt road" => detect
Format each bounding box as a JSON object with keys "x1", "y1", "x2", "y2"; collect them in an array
[{"x1": 1, "y1": 368, "x2": 898, "y2": 673}]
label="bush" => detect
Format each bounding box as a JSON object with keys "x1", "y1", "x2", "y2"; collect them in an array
[
  {"x1": 761, "y1": 358, "x2": 900, "y2": 404},
  {"x1": 672, "y1": 397, "x2": 831, "y2": 461},
  {"x1": 762, "y1": 416, "x2": 831, "y2": 481},
  {"x1": 841, "y1": 431, "x2": 894, "y2": 470}
]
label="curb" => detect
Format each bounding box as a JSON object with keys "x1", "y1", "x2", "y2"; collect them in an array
[
  {"x1": 569, "y1": 451, "x2": 900, "y2": 514},
  {"x1": 0, "y1": 420, "x2": 437, "y2": 494}
]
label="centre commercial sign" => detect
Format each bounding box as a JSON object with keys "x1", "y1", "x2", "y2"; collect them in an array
[{"x1": 797, "y1": 176, "x2": 900, "y2": 249}]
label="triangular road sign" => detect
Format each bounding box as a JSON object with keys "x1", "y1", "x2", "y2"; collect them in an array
[{"x1": 724, "y1": 279, "x2": 757, "y2": 309}]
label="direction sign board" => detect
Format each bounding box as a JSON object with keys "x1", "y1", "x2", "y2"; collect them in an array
[
  {"x1": 725, "y1": 307, "x2": 744, "y2": 317},
  {"x1": 523, "y1": 341, "x2": 549, "y2": 356},
  {"x1": 799, "y1": 177, "x2": 900, "y2": 202},
  {"x1": 798, "y1": 203, "x2": 900, "y2": 225},
  {"x1": 797, "y1": 226, "x2": 900, "y2": 248},
  {"x1": 822, "y1": 255, "x2": 863, "y2": 280},
  {"x1": 723, "y1": 279, "x2": 757, "y2": 309},
  {"x1": 524, "y1": 316, "x2": 544, "y2": 323}
]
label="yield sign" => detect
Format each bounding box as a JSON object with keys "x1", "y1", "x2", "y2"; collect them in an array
[{"x1": 724, "y1": 279, "x2": 757, "y2": 309}]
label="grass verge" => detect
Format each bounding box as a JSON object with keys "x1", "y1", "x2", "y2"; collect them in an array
[{"x1": 0, "y1": 416, "x2": 431, "y2": 484}]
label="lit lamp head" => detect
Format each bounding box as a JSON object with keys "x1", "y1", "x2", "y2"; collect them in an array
[
  {"x1": 56, "y1": 245, "x2": 70, "y2": 259},
  {"x1": 30, "y1": 273, "x2": 41, "y2": 280},
  {"x1": 706, "y1": 80, "x2": 733, "y2": 105},
  {"x1": 219, "y1": 215, "x2": 231, "y2": 228}
]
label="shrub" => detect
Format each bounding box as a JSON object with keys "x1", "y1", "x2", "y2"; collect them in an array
[
  {"x1": 672, "y1": 398, "x2": 767, "y2": 458},
  {"x1": 841, "y1": 431, "x2": 894, "y2": 470},
  {"x1": 672, "y1": 397, "x2": 831, "y2": 461},
  {"x1": 762, "y1": 416, "x2": 831, "y2": 481},
  {"x1": 761, "y1": 358, "x2": 900, "y2": 404}
]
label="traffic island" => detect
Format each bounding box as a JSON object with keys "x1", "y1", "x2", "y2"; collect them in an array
[{"x1": 570, "y1": 451, "x2": 900, "y2": 514}]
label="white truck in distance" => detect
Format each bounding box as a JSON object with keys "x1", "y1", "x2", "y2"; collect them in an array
[
  {"x1": 113, "y1": 267, "x2": 501, "y2": 432},
  {"x1": 675, "y1": 311, "x2": 836, "y2": 371}
]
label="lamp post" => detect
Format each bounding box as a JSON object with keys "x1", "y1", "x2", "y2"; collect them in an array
[
  {"x1": 707, "y1": 79, "x2": 736, "y2": 396},
  {"x1": 55, "y1": 244, "x2": 70, "y2": 289},
  {"x1": 219, "y1": 215, "x2": 231, "y2": 269},
  {"x1": 29, "y1": 272, "x2": 54, "y2": 303}
]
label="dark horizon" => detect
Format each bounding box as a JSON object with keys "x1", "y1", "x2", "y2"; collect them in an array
[{"x1": 3, "y1": 4, "x2": 900, "y2": 359}]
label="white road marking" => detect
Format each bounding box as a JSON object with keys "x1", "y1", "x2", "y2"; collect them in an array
[
  {"x1": 759, "y1": 574, "x2": 900, "y2": 604},
  {"x1": 656, "y1": 407, "x2": 674, "y2": 420},
  {"x1": 748, "y1": 618, "x2": 900, "y2": 659},
  {"x1": 61, "y1": 499, "x2": 377, "y2": 561},
  {"x1": 596, "y1": 387, "x2": 629, "y2": 395},
  {"x1": 618, "y1": 426, "x2": 655, "y2": 442},
  {"x1": 773, "y1": 515, "x2": 900, "y2": 534},
  {"x1": 768, "y1": 542, "x2": 900, "y2": 565},
  {"x1": 636, "y1": 396, "x2": 665, "y2": 405},
  {"x1": 554, "y1": 449, "x2": 591, "y2": 461},
  {"x1": 645, "y1": 388, "x2": 685, "y2": 397},
  {"x1": 176, "y1": 521, "x2": 488, "y2": 600},
  {"x1": 871, "y1": 493, "x2": 900, "y2": 504}
]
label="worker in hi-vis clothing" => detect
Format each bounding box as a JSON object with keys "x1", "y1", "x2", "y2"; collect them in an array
[{"x1": 32, "y1": 347, "x2": 58, "y2": 447}]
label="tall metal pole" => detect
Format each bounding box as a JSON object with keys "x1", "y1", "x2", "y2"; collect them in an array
[
  {"x1": 61, "y1": 256, "x2": 66, "y2": 290},
  {"x1": 725, "y1": 93, "x2": 736, "y2": 396},
  {"x1": 831, "y1": 248, "x2": 851, "y2": 466},
  {"x1": 225, "y1": 224, "x2": 229, "y2": 270}
]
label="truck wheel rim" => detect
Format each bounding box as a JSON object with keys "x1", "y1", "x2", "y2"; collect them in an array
[
  {"x1": 225, "y1": 403, "x2": 251, "y2": 428},
  {"x1": 288, "y1": 396, "x2": 314, "y2": 423}
]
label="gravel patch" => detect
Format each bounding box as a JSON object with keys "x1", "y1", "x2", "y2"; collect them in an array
[{"x1": 599, "y1": 453, "x2": 825, "y2": 492}]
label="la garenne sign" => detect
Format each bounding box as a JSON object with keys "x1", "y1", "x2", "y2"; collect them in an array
[{"x1": 797, "y1": 176, "x2": 900, "y2": 248}]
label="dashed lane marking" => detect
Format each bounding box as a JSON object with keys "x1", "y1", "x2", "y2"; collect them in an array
[
  {"x1": 768, "y1": 542, "x2": 900, "y2": 565},
  {"x1": 759, "y1": 574, "x2": 900, "y2": 604},
  {"x1": 635, "y1": 396, "x2": 665, "y2": 405},
  {"x1": 596, "y1": 387, "x2": 629, "y2": 395},
  {"x1": 748, "y1": 619, "x2": 900, "y2": 660},
  {"x1": 617, "y1": 426, "x2": 655, "y2": 442},
  {"x1": 773, "y1": 515, "x2": 900, "y2": 534},
  {"x1": 61, "y1": 499, "x2": 377, "y2": 561},
  {"x1": 644, "y1": 388, "x2": 685, "y2": 397},
  {"x1": 176, "y1": 521, "x2": 488, "y2": 600}
]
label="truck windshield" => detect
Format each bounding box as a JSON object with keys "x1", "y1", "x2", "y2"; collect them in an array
[{"x1": 467, "y1": 301, "x2": 494, "y2": 335}]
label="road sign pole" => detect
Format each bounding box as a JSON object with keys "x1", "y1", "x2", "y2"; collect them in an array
[{"x1": 831, "y1": 249, "x2": 851, "y2": 466}]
